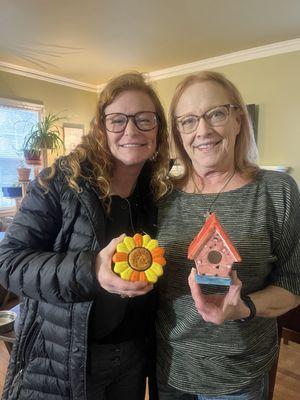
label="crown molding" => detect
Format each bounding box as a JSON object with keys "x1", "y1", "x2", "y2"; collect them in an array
[
  {"x1": 0, "y1": 61, "x2": 98, "y2": 93},
  {"x1": 96, "y1": 83, "x2": 107, "y2": 94},
  {"x1": 0, "y1": 39, "x2": 299, "y2": 91},
  {"x1": 148, "y1": 38, "x2": 300, "y2": 81}
]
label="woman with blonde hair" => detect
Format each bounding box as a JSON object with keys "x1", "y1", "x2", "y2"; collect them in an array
[
  {"x1": 156, "y1": 71, "x2": 300, "y2": 399},
  {"x1": 0, "y1": 72, "x2": 171, "y2": 400}
]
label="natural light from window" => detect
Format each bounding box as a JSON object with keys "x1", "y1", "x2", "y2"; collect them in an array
[{"x1": 0, "y1": 98, "x2": 43, "y2": 209}]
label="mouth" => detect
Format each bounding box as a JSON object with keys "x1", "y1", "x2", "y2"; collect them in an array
[
  {"x1": 119, "y1": 143, "x2": 147, "y2": 148},
  {"x1": 193, "y1": 140, "x2": 222, "y2": 150}
]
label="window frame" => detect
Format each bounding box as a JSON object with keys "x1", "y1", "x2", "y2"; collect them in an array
[{"x1": 0, "y1": 97, "x2": 44, "y2": 215}]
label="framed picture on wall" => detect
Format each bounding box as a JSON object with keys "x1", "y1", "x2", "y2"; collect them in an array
[{"x1": 63, "y1": 123, "x2": 84, "y2": 154}]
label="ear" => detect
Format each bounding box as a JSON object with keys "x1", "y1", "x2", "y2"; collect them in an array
[{"x1": 233, "y1": 112, "x2": 242, "y2": 137}]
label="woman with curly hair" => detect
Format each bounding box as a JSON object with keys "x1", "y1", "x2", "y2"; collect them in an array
[{"x1": 0, "y1": 72, "x2": 171, "y2": 400}]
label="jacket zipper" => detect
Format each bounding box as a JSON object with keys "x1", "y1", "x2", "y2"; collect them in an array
[{"x1": 9, "y1": 318, "x2": 41, "y2": 397}]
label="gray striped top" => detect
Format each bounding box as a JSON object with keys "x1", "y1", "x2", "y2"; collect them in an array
[{"x1": 156, "y1": 170, "x2": 300, "y2": 396}]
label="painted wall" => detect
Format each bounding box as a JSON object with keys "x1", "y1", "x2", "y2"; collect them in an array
[
  {"x1": 0, "y1": 70, "x2": 98, "y2": 163},
  {"x1": 153, "y1": 52, "x2": 300, "y2": 184}
]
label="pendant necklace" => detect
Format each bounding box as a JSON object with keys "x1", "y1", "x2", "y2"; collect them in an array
[{"x1": 195, "y1": 170, "x2": 236, "y2": 220}]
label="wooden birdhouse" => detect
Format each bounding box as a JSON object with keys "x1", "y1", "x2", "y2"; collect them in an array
[{"x1": 188, "y1": 213, "x2": 241, "y2": 286}]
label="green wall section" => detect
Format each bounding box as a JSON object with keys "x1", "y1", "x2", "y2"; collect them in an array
[
  {"x1": 153, "y1": 52, "x2": 300, "y2": 184},
  {"x1": 0, "y1": 70, "x2": 97, "y2": 134}
]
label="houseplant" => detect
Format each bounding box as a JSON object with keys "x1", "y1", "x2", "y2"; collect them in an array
[
  {"x1": 23, "y1": 112, "x2": 65, "y2": 167},
  {"x1": 12, "y1": 146, "x2": 31, "y2": 181}
]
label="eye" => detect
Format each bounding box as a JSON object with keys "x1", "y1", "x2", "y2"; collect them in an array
[
  {"x1": 180, "y1": 116, "x2": 196, "y2": 127},
  {"x1": 136, "y1": 116, "x2": 151, "y2": 124},
  {"x1": 206, "y1": 107, "x2": 227, "y2": 122},
  {"x1": 135, "y1": 113, "x2": 157, "y2": 130},
  {"x1": 110, "y1": 115, "x2": 126, "y2": 125}
]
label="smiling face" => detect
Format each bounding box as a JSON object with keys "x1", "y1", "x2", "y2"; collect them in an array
[
  {"x1": 104, "y1": 90, "x2": 158, "y2": 170},
  {"x1": 175, "y1": 81, "x2": 241, "y2": 175}
]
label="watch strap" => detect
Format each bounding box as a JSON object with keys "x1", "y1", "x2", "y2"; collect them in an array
[{"x1": 237, "y1": 295, "x2": 256, "y2": 322}]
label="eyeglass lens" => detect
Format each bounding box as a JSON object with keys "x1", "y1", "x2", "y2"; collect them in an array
[
  {"x1": 104, "y1": 112, "x2": 157, "y2": 133},
  {"x1": 177, "y1": 105, "x2": 232, "y2": 134}
]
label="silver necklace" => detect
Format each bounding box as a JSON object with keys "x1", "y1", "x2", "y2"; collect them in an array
[{"x1": 196, "y1": 171, "x2": 236, "y2": 219}]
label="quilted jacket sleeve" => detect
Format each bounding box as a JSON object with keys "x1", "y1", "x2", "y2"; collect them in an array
[{"x1": 0, "y1": 174, "x2": 101, "y2": 304}]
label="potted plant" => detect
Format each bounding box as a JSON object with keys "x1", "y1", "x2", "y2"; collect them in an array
[
  {"x1": 12, "y1": 146, "x2": 31, "y2": 181},
  {"x1": 23, "y1": 112, "x2": 65, "y2": 167},
  {"x1": 17, "y1": 159, "x2": 31, "y2": 181}
]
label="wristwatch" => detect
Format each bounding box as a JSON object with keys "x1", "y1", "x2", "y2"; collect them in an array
[{"x1": 237, "y1": 295, "x2": 257, "y2": 322}]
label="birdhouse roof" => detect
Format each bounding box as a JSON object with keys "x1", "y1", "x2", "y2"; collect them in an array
[{"x1": 188, "y1": 212, "x2": 241, "y2": 262}]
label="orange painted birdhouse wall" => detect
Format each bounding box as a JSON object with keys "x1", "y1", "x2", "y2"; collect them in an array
[
  {"x1": 188, "y1": 213, "x2": 241, "y2": 281},
  {"x1": 193, "y1": 230, "x2": 237, "y2": 278}
]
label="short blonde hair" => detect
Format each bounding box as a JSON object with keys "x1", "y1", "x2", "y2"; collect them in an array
[{"x1": 170, "y1": 71, "x2": 259, "y2": 186}]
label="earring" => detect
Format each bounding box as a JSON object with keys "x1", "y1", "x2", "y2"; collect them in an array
[{"x1": 149, "y1": 151, "x2": 158, "y2": 162}]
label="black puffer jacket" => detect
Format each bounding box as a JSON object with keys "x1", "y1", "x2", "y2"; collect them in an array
[{"x1": 0, "y1": 161, "x2": 157, "y2": 400}]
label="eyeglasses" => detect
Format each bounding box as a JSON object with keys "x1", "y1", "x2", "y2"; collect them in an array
[
  {"x1": 176, "y1": 104, "x2": 240, "y2": 135},
  {"x1": 103, "y1": 112, "x2": 158, "y2": 133}
]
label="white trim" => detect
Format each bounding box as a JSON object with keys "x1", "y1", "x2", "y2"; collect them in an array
[
  {"x1": 96, "y1": 83, "x2": 107, "y2": 94},
  {"x1": 0, "y1": 39, "x2": 299, "y2": 89},
  {"x1": 0, "y1": 61, "x2": 98, "y2": 93},
  {"x1": 148, "y1": 38, "x2": 300, "y2": 81},
  {"x1": 0, "y1": 97, "x2": 44, "y2": 112}
]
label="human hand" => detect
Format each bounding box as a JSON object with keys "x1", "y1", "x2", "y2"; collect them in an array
[
  {"x1": 188, "y1": 268, "x2": 249, "y2": 324},
  {"x1": 95, "y1": 234, "x2": 153, "y2": 298}
]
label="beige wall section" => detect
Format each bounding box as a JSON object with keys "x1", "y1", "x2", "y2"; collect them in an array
[
  {"x1": 153, "y1": 52, "x2": 300, "y2": 184},
  {"x1": 0, "y1": 70, "x2": 98, "y2": 164}
]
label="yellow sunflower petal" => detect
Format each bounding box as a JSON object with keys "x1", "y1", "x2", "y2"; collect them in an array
[
  {"x1": 114, "y1": 261, "x2": 129, "y2": 274},
  {"x1": 142, "y1": 234, "x2": 151, "y2": 247},
  {"x1": 145, "y1": 268, "x2": 158, "y2": 283},
  {"x1": 124, "y1": 236, "x2": 135, "y2": 251},
  {"x1": 150, "y1": 262, "x2": 163, "y2": 277},
  {"x1": 116, "y1": 243, "x2": 129, "y2": 253},
  {"x1": 146, "y1": 239, "x2": 158, "y2": 251},
  {"x1": 120, "y1": 267, "x2": 133, "y2": 281}
]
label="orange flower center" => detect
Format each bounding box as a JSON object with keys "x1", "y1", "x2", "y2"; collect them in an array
[{"x1": 128, "y1": 247, "x2": 152, "y2": 271}]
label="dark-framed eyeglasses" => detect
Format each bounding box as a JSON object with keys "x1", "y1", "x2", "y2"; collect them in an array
[
  {"x1": 103, "y1": 111, "x2": 158, "y2": 133},
  {"x1": 176, "y1": 104, "x2": 240, "y2": 135}
]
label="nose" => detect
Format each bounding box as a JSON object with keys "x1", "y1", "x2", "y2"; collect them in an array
[
  {"x1": 123, "y1": 117, "x2": 139, "y2": 135},
  {"x1": 194, "y1": 116, "x2": 211, "y2": 137}
]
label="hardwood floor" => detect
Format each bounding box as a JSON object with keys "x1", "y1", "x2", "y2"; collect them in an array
[
  {"x1": 273, "y1": 341, "x2": 300, "y2": 400},
  {"x1": 0, "y1": 340, "x2": 9, "y2": 397},
  {"x1": 0, "y1": 340, "x2": 300, "y2": 398}
]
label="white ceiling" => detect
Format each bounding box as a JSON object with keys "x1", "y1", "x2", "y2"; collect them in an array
[{"x1": 0, "y1": 0, "x2": 300, "y2": 86}]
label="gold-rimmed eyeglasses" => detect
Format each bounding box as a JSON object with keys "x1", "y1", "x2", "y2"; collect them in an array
[
  {"x1": 176, "y1": 104, "x2": 240, "y2": 135},
  {"x1": 103, "y1": 112, "x2": 158, "y2": 133}
]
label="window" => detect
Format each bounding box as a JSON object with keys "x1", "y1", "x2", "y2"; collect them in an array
[{"x1": 0, "y1": 98, "x2": 44, "y2": 209}]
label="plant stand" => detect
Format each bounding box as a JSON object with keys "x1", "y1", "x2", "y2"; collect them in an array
[{"x1": 41, "y1": 148, "x2": 48, "y2": 168}]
